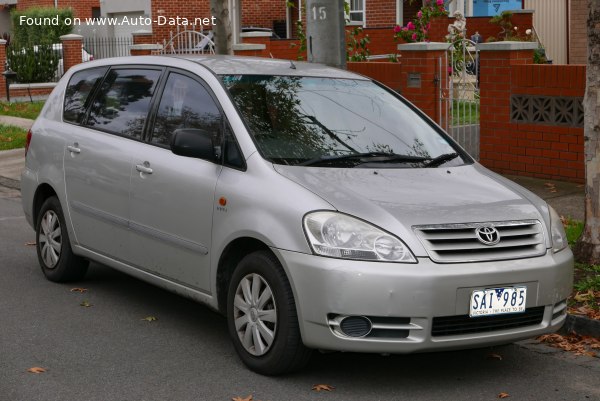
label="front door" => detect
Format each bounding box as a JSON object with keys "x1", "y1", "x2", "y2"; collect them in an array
[{"x1": 128, "y1": 71, "x2": 224, "y2": 292}]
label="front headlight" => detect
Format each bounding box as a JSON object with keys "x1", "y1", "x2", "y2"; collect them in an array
[
  {"x1": 303, "y1": 211, "x2": 416, "y2": 262},
  {"x1": 549, "y1": 205, "x2": 568, "y2": 253}
]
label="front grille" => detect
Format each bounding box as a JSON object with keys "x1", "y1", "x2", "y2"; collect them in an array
[
  {"x1": 413, "y1": 220, "x2": 546, "y2": 263},
  {"x1": 431, "y1": 306, "x2": 545, "y2": 337}
]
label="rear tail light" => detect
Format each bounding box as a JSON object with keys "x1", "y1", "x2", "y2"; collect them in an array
[{"x1": 25, "y1": 129, "x2": 32, "y2": 157}]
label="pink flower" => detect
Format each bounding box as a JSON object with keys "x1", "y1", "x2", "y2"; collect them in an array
[
  {"x1": 412, "y1": 33, "x2": 418, "y2": 41},
  {"x1": 402, "y1": 27, "x2": 409, "y2": 31},
  {"x1": 393, "y1": 25, "x2": 401, "y2": 33},
  {"x1": 407, "y1": 21, "x2": 416, "y2": 30},
  {"x1": 437, "y1": 0, "x2": 444, "y2": 5},
  {"x1": 417, "y1": 11, "x2": 423, "y2": 18},
  {"x1": 426, "y1": 22, "x2": 431, "y2": 30}
]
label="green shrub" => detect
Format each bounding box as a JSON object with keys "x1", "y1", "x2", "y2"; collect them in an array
[
  {"x1": 7, "y1": 7, "x2": 73, "y2": 83},
  {"x1": 7, "y1": 44, "x2": 61, "y2": 83},
  {"x1": 11, "y1": 7, "x2": 73, "y2": 46}
]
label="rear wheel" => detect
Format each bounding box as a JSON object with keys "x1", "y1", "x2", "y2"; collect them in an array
[
  {"x1": 227, "y1": 251, "x2": 312, "y2": 375},
  {"x1": 36, "y1": 196, "x2": 88, "y2": 282}
]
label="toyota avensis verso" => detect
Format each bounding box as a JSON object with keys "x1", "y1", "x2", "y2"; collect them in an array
[{"x1": 21, "y1": 55, "x2": 573, "y2": 375}]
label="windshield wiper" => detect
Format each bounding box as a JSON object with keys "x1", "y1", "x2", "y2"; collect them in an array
[
  {"x1": 299, "y1": 152, "x2": 429, "y2": 167},
  {"x1": 424, "y1": 152, "x2": 459, "y2": 168}
]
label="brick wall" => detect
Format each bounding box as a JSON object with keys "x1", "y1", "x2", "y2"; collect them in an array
[
  {"x1": 241, "y1": 0, "x2": 286, "y2": 31},
  {"x1": 569, "y1": 0, "x2": 587, "y2": 64},
  {"x1": 151, "y1": 1, "x2": 211, "y2": 46},
  {"x1": 479, "y1": 46, "x2": 585, "y2": 183},
  {"x1": 17, "y1": 0, "x2": 99, "y2": 19},
  {"x1": 365, "y1": 0, "x2": 396, "y2": 28},
  {"x1": 347, "y1": 61, "x2": 402, "y2": 92}
]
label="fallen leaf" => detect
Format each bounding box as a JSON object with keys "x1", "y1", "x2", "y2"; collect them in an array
[
  {"x1": 80, "y1": 300, "x2": 92, "y2": 307},
  {"x1": 141, "y1": 316, "x2": 157, "y2": 322},
  {"x1": 27, "y1": 367, "x2": 46, "y2": 374},
  {"x1": 312, "y1": 384, "x2": 335, "y2": 392},
  {"x1": 498, "y1": 392, "x2": 510, "y2": 399},
  {"x1": 70, "y1": 288, "x2": 88, "y2": 293},
  {"x1": 487, "y1": 353, "x2": 503, "y2": 361},
  {"x1": 574, "y1": 291, "x2": 595, "y2": 303},
  {"x1": 232, "y1": 396, "x2": 252, "y2": 401},
  {"x1": 25, "y1": 241, "x2": 36, "y2": 246},
  {"x1": 544, "y1": 182, "x2": 555, "y2": 188}
]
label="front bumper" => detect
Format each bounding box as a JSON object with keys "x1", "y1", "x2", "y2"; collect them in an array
[{"x1": 273, "y1": 248, "x2": 573, "y2": 353}]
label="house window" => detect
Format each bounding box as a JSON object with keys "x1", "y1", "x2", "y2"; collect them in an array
[{"x1": 346, "y1": 0, "x2": 365, "y2": 25}]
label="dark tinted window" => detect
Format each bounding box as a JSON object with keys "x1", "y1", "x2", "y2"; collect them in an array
[
  {"x1": 63, "y1": 67, "x2": 107, "y2": 124},
  {"x1": 151, "y1": 73, "x2": 222, "y2": 147},
  {"x1": 86, "y1": 69, "x2": 161, "y2": 139}
]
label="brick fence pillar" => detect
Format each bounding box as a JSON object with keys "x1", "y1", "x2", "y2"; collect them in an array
[
  {"x1": 60, "y1": 34, "x2": 84, "y2": 74},
  {"x1": 397, "y1": 42, "x2": 450, "y2": 126},
  {"x1": 477, "y1": 41, "x2": 537, "y2": 171},
  {"x1": 0, "y1": 39, "x2": 7, "y2": 100}
]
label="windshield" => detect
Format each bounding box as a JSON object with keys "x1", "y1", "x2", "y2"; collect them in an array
[{"x1": 223, "y1": 75, "x2": 469, "y2": 168}]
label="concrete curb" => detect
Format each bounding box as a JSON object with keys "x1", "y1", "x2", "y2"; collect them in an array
[
  {"x1": 0, "y1": 116, "x2": 34, "y2": 130},
  {"x1": 561, "y1": 315, "x2": 600, "y2": 338}
]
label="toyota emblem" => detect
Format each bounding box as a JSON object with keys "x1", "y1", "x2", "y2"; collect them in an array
[{"x1": 475, "y1": 225, "x2": 501, "y2": 245}]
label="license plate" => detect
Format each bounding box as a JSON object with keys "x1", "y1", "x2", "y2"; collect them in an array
[{"x1": 469, "y1": 287, "x2": 527, "y2": 317}]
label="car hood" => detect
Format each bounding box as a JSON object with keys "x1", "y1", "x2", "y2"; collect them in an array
[{"x1": 273, "y1": 163, "x2": 550, "y2": 256}]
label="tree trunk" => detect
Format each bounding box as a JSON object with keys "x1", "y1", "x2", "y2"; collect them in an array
[
  {"x1": 574, "y1": 0, "x2": 600, "y2": 264},
  {"x1": 210, "y1": 0, "x2": 233, "y2": 55}
]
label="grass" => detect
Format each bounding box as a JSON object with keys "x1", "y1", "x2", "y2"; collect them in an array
[
  {"x1": 564, "y1": 219, "x2": 600, "y2": 315},
  {"x1": 450, "y1": 100, "x2": 479, "y2": 126},
  {"x1": 0, "y1": 101, "x2": 44, "y2": 120},
  {"x1": 0, "y1": 124, "x2": 28, "y2": 150},
  {"x1": 564, "y1": 218, "x2": 584, "y2": 247}
]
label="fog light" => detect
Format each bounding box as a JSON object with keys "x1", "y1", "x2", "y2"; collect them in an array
[{"x1": 340, "y1": 316, "x2": 372, "y2": 337}]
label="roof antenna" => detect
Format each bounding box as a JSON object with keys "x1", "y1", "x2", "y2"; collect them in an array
[{"x1": 290, "y1": 60, "x2": 296, "y2": 70}]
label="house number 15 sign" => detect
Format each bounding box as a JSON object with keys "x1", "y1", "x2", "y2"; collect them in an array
[{"x1": 310, "y1": 4, "x2": 327, "y2": 21}]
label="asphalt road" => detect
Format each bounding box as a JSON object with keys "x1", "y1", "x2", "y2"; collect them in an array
[{"x1": 1, "y1": 193, "x2": 599, "y2": 401}]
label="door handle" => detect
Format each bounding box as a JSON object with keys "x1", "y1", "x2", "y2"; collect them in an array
[
  {"x1": 67, "y1": 143, "x2": 81, "y2": 154},
  {"x1": 136, "y1": 162, "x2": 153, "y2": 174}
]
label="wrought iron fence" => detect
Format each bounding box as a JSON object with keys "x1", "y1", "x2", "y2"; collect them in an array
[{"x1": 83, "y1": 36, "x2": 133, "y2": 59}]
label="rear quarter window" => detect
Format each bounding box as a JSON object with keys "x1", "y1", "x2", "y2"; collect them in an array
[{"x1": 63, "y1": 67, "x2": 107, "y2": 124}]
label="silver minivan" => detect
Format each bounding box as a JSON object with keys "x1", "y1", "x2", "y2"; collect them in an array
[{"x1": 21, "y1": 56, "x2": 573, "y2": 375}]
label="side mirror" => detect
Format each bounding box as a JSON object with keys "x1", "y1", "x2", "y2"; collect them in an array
[{"x1": 170, "y1": 128, "x2": 219, "y2": 161}]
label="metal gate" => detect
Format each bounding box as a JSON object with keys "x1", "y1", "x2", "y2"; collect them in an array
[{"x1": 439, "y1": 39, "x2": 480, "y2": 160}]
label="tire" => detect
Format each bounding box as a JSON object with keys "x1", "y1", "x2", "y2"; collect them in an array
[
  {"x1": 35, "y1": 196, "x2": 89, "y2": 282},
  {"x1": 227, "y1": 250, "x2": 312, "y2": 375}
]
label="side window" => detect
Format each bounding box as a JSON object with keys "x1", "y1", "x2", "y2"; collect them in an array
[
  {"x1": 151, "y1": 72, "x2": 222, "y2": 147},
  {"x1": 86, "y1": 68, "x2": 161, "y2": 139},
  {"x1": 63, "y1": 67, "x2": 107, "y2": 124}
]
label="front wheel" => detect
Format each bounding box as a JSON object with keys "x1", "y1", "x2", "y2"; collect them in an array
[
  {"x1": 35, "y1": 196, "x2": 89, "y2": 282},
  {"x1": 227, "y1": 251, "x2": 312, "y2": 375}
]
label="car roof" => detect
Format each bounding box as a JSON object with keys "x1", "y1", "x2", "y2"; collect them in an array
[
  {"x1": 73, "y1": 55, "x2": 368, "y2": 80},
  {"x1": 186, "y1": 55, "x2": 367, "y2": 79}
]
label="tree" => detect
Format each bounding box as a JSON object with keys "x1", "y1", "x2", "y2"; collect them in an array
[
  {"x1": 210, "y1": 0, "x2": 233, "y2": 55},
  {"x1": 574, "y1": 0, "x2": 600, "y2": 264}
]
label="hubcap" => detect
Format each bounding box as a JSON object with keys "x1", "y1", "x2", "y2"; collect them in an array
[
  {"x1": 233, "y1": 273, "x2": 277, "y2": 356},
  {"x1": 39, "y1": 210, "x2": 62, "y2": 269}
]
